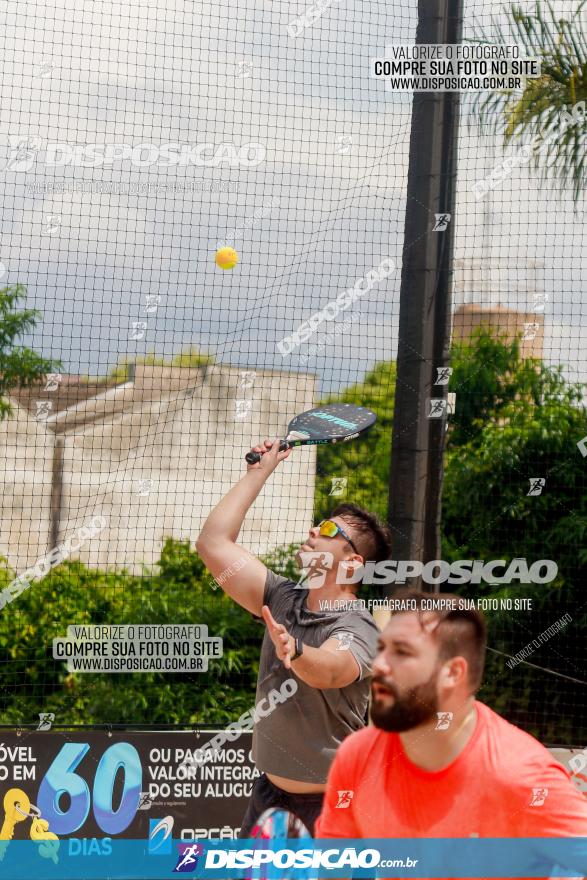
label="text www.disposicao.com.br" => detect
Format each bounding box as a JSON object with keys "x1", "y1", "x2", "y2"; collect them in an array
[{"x1": 69, "y1": 657, "x2": 201, "y2": 671}]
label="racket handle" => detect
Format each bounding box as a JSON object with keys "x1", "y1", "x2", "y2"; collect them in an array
[{"x1": 245, "y1": 440, "x2": 290, "y2": 464}]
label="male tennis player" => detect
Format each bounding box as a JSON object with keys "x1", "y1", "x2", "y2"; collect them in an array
[
  {"x1": 316, "y1": 591, "x2": 587, "y2": 856},
  {"x1": 195, "y1": 437, "x2": 392, "y2": 837}
]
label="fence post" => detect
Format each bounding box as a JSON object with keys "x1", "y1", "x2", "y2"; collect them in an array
[{"x1": 387, "y1": 0, "x2": 464, "y2": 592}]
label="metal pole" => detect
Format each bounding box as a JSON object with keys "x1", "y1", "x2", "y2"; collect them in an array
[
  {"x1": 49, "y1": 435, "x2": 64, "y2": 551},
  {"x1": 387, "y1": 0, "x2": 464, "y2": 591}
]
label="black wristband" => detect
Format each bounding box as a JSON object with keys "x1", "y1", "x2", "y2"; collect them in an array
[{"x1": 291, "y1": 637, "x2": 303, "y2": 661}]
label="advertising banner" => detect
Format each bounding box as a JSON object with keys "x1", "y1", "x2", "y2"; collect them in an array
[
  {"x1": 0, "y1": 731, "x2": 585, "y2": 879},
  {"x1": 0, "y1": 729, "x2": 255, "y2": 852}
]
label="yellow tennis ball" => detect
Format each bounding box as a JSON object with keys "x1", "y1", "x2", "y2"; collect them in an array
[{"x1": 215, "y1": 246, "x2": 239, "y2": 270}]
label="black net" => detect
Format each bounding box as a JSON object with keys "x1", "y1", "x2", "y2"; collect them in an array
[{"x1": 0, "y1": 0, "x2": 584, "y2": 753}]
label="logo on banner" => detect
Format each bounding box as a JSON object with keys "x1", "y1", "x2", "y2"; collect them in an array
[
  {"x1": 138, "y1": 792, "x2": 154, "y2": 810},
  {"x1": 174, "y1": 843, "x2": 203, "y2": 872},
  {"x1": 37, "y1": 712, "x2": 55, "y2": 731},
  {"x1": 149, "y1": 816, "x2": 174, "y2": 854}
]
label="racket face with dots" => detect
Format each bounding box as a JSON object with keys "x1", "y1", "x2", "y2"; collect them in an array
[
  {"x1": 247, "y1": 808, "x2": 315, "y2": 880},
  {"x1": 285, "y1": 403, "x2": 376, "y2": 446},
  {"x1": 245, "y1": 403, "x2": 376, "y2": 463}
]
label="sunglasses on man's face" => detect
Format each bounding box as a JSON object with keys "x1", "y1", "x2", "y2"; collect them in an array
[{"x1": 317, "y1": 520, "x2": 359, "y2": 555}]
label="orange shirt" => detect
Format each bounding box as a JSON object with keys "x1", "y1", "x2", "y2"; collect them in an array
[{"x1": 315, "y1": 701, "x2": 587, "y2": 844}]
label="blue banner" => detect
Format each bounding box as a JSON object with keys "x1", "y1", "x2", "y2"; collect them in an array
[{"x1": 0, "y1": 837, "x2": 586, "y2": 879}]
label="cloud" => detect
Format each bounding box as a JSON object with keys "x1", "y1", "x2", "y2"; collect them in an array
[{"x1": 0, "y1": 0, "x2": 584, "y2": 390}]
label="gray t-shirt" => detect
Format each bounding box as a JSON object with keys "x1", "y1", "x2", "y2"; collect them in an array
[{"x1": 252, "y1": 568, "x2": 379, "y2": 783}]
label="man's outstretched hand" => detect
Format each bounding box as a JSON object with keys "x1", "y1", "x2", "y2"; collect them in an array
[
  {"x1": 262, "y1": 605, "x2": 295, "y2": 670},
  {"x1": 246, "y1": 438, "x2": 292, "y2": 475}
]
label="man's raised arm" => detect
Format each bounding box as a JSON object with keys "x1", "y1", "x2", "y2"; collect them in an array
[{"x1": 195, "y1": 438, "x2": 291, "y2": 616}]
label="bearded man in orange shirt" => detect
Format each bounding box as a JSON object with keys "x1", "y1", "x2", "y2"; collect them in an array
[{"x1": 316, "y1": 591, "x2": 587, "y2": 869}]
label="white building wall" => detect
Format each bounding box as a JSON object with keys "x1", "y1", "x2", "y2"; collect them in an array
[
  {"x1": 55, "y1": 364, "x2": 317, "y2": 572},
  {"x1": 0, "y1": 401, "x2": 54, "y2": 573}
]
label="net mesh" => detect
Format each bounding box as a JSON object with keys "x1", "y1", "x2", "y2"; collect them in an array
[{"x1": 0, "y1": 0, "x2": 584, "y2": 747}]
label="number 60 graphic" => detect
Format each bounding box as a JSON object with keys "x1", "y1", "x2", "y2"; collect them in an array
[{"x1": 37, "y1": 742, "x2": 142, "y2": 835}]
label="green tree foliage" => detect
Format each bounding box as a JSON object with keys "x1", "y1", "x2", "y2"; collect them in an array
[
  {"x1": 444, "y1": 330, "x2": 587, "y2": 743},
  {"x1": 0, "y1": 539, "x2": 292, "y2": 726},
  {"x1": 444, "y1": 329, "x2": 586, "y2": 570},
  {"x1": 313, "y1": 331, "x2": 586, "y2": 742},
  {"x1": 0, "y1": 284, "x2": 62, "y2": 420},
  {"x1": 446, "y1": 330, "x2": 553, "y2": 447}
]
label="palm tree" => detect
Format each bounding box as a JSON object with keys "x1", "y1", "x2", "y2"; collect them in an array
[{"x1": 473, "y1": 1, "x2": 587, "y2": 199}]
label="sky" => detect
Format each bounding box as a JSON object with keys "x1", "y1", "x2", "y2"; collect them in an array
[{"x1": 0, "y1": 0, "x2": 584, "y2": 398}]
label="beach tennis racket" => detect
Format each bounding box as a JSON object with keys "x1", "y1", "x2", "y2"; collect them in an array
[
  {"x1": 245, "y1": 403, "x2": 376, "y2": 464},
  {"x1": 247, "y1": 808, "x2": 316, "y2": 880}
]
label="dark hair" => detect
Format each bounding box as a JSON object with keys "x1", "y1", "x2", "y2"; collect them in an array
[
  {"x1": 329, "y1": 502, "x2": 393, "y2": 564},
  {"x1": 389, "y1": 589, "x2": 487, "y2": 692}
]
